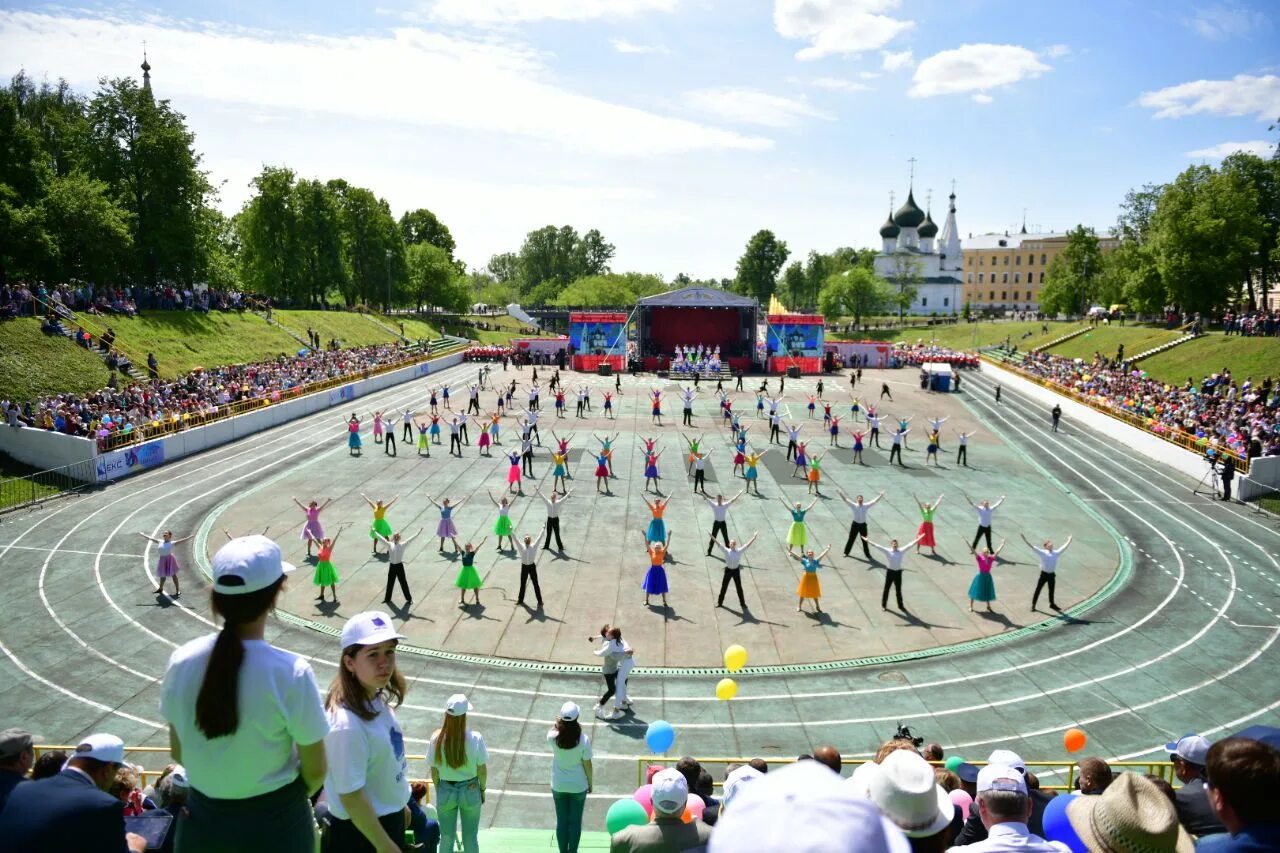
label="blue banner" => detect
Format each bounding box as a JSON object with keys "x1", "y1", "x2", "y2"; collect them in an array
[
  {"x1": 569, "y1": 321, "x2": 626, "y2": 355},
  {"x1": 766, "y1": 323, "x2": 823, "y2": 357}
]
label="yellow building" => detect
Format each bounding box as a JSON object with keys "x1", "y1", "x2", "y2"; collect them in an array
[{"x1": 962, "y1": 230, "x2": 1119, "y2": 314}]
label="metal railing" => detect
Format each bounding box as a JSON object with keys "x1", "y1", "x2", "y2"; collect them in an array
[{"x1": 0, "y1": 458, "x2": 100, "y2": 513}]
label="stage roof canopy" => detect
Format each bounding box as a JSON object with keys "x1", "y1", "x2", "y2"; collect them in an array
[{"x1": 637, "y1": 286, "x2": 758, "y2": 308}]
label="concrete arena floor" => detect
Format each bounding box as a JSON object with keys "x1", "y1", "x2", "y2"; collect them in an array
[{"x1": 2, "y1": 359, "x2": 1278, "y2": 835}]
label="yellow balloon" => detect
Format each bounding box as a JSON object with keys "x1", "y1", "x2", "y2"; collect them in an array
[
  {"x1": 715, "y1": 678, "x2": 738, "y2": 701},
  {"x1": 723, "y1": 644, "x2": 748, "y2": 672}
]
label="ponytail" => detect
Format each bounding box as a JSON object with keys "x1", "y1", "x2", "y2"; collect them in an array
[{"x1": 195, "y1": 577, "x2": 283, "y2": 738}]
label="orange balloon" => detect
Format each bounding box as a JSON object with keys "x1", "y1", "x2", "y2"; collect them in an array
[
  {"x1": 1064, "y1": 728, "x2": 1087, "y2": 753},
  {"x1": 681, "y1": 807, "x2": 693, "y2": 824}
]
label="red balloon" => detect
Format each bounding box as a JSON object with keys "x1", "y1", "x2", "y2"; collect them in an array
[{"x1": 1064, "y1": 728, "x2": 1087, "y2": 753}]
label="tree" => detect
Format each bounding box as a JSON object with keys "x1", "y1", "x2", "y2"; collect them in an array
[
  {"x1": 486, "y1": 252, "x2": 522, "y2": 287},
  {"x1": 734, "y1": 229, "x2": 789, "y2": 302},
  {"x1": 818, "y1": 267, "x2": 889, "y2": 326},
  {"x1": 1220, "y1": 152, "x2": 1280, "y2": 308},
  {"x1": 293, "y1": 179, "x2": 345, "y2": 306},
  {"x1": 328, "y1": 180, "x2": 403, "y2": 309},
  {"x1": 551, "y1": 272, "x2": 666, "y2": 307},
  {"x1": 779, "y1": 261, "x2": 806, "y2": 309},
  {"x1": 888, "y1": 253, "x2": 922, "y2": 322},
  {"x1": 1038, "y1": 225, "x2": 1102, "y2": 316},
  {"x1": 236, "y1": 166, "x2": 300, "y2": 300},
  {"x1": 39, "y1": 171, "x2": 133, "y2": 284},
  {"x1": 579, "y1": 228, "x2": 616, "y2": 276},
  {"x1": 406, "y1": 242, "x2": 467, "y2": 312},
  {"x1": 399, "y1": 208, "x2": 456, "y2": 256}
]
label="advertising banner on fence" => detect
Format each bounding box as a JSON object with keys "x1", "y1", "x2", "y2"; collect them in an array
[{"x1": 96, "y1": 441, "x2": 166, "y2": 483}]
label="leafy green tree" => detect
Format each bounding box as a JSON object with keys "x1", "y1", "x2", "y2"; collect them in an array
[
  {"x1": 887, "y1": 253, "x2": 922, "y2": 321},
  {"x1": 39, "y1": 171, "x2": 133, "y2": 283},
  {"x1": 486, "y1": 252, "x2": 522, "y2": 287},
  {"x1": 399, "y1": 208, "x2": 456, "y2": 255},
  {"x1": 551, "y1": 272, "x2": 666, "y2": 307},
  {"x1": 293, "y1": 179, "x2": 345, "y2": 305},
  {"x1": 734, "y1": 229, "x2": 789, "y2": 302},
  {"x1": 236, "y1": 166, "x2": 300, "y2": 299},
  {"x1": 328, "y1": 180, "x2": 403, "y2": 309},
  {"x1": 1039, "y1": 225, "x2": 1102, "y2": 315},
  {"x1": 579, "y1": 228, "x2": 616, "y2": 276},
  {"x1": 818, "y1": 267, "x2": 889, "y2": 325},
  {"x1": 406, "y1": 242, "x2": 467, "y2": 312},
  {"x1": 780, "y1": 261, "x2": 806, "y2": 308},
  {"x1": 1220, "y1": 152, "x2": 1279, "y2": 308}
]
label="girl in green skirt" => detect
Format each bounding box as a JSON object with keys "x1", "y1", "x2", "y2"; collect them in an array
[
  {"x1": 456, "y1": 538, "x2": 488, "y2": 606},
  {"x1": 308, "y1": 526, "x2": 345, "y2": 603},
  {"x1": 488, "y1": 491, "x2": 517, "y2": 550},
  {"x1": 363, "y1": 493, "x2": 400, "y2": 556}
]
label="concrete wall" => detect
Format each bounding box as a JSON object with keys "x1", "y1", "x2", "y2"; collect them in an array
[
  {"x1": 0, "y1": 423, "x2": 97, "y2": 472},
  {"x1": 1239, "y1": 456, "x2": 1280, "y2": 500}
]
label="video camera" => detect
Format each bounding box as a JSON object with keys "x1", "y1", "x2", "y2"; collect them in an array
[{"x1": 892, "y1": 723, "x2": 924, "y2": 748}]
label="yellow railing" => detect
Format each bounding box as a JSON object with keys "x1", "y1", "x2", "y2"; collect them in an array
[
  {"x1": 97, "y1": 340, "x2": 468, "y2": 452},
  {"x1": 635, "y1": 757, "x2": 1178, "y2": 793},
  {"x1": 985, "y1": 355, "x2": 1251, "y2": 476}
]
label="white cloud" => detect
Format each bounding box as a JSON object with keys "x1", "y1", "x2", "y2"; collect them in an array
[
  {"x1": 1183, "y1": 3, "x2": 1269, "y2": 41},
  {"x1": 971, "y1": 93, "x2": 993, "y2": 104},
  {"x1": 0, "y1": 10, "x2": 769, "y2": 158},
  {"x1": 810, "y1": 76, "x2": 873, "y2": 92},
  {"x1": 1185, "y1": 140, "x2": 1276, "y2": 159},
  {"x1": 1043, "y1": 43, "x2": 1071, "y2": 58},
  {"x1": 425, "y1": 0, "x2": 679, "y2": 26},
  {"x1": 881, "y1": 49, "x2": 913, "y2": 71},
  {"x1": 859, "y1": 70, "x2": 880, "y2": 79},
  {"x1": 684, "y1": 87, "x2": 833, "y2": 128},
  {"x1": 1137, "y1": 74, "x2": 1280, "y2": 120},
  {"x1": 773, "y1": 0, "x2": 913, "y2": 61},
  {"x1": 909, "y1": 43, "x2": 1051, "y2": 99},
  {"x1": 611, "y1": 37, "x2": 665, "y2": 54}
]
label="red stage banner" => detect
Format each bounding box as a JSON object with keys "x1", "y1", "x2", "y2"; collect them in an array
[
  {"x1": 767, "y1": 314, "x2": 825, "y2": 325},
  {"x1": 572, "y1": 354, "x2": 625, "y2": 371},
  {"x1": 767, "y1": 356, "x2": 823, "y2": 374},
  {"x1": 569, "y1": 312, "x2": 629, "y2": 323}
]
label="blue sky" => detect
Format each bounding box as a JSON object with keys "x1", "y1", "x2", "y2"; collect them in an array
[{"x1": 2, "y1": 0, "x2": 1278, "y2": 279}]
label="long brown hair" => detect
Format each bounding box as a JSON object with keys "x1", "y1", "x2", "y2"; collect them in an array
[
  {"x1": 195, "y1": 578, "x2": 284, "y2": 738},
  {"x1": 325, "y1": 642, "x2": 407, "y2": 721},
  {"x1": 554, "y1": 718, "x2": 582, "y2": 751},
  {"x1": 434, "y1": 712, "x2": 467, "y2": 769}
]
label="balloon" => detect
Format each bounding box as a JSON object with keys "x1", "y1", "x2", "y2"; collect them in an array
[
  {"x1": 715, "y1": 678, "x2": 738, "y2": 701},
  {"x1": 633, "y1": 784, "x2": 653, "y2": 817},
  {"x1": 606, "y1": 798, "x2": 650, "y2": 834},
  {"x1": 1041, "y1": 793, "x2": 1088, "y2": 853},
  {"x1": 645, "y1": 720, "x2": 676, "y2": 753},
  {"x1": 949, "y1": 788, "x2": 973, "y2": 819},
  {"x1": 1064, "y1": 728, "x2": 1087, "y2": 753},
  {"x1": 687, "y1": 793, "x2": 705, "y2": 821},
  {"x1": 723, "y1": 644, "x2": 748, "y2": 672},
  {"x1": 944, "y1": 756, "x2": 964, "y2": 772}
]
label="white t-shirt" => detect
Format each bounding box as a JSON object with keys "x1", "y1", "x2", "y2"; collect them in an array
[
  {"x1": 428, "y1": 730, "x2": 488, "y2": 781},
  {"x1": 324, "y1": 697, "x2": 411, "y2": 819},
  {"x1": 160, "y1": 635, "x2": 329, "y2": 799},
  {"x1": 546, "y1": 731, "x2": 592, "y2": 793}
]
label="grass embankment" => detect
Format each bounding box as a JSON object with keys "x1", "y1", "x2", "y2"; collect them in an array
[
  {"x1": 1139, "y1": 334, "x2": 1280, "y2": 386},
  {"x1": 0, "y1": 320, "x2": 111, "y2": 401},
  {"x1": 1041, "y1": 326, "x2": 1184, "y2": 362},
  {"x1": 831, "y1": 320, "x2": 1085, "y2": 352},
  {"x1": 272, "y1": 310, "x2": 432, "y2": 349},
  {"x1": 0, "y1": 453, "x2": 67, "y2": 510}
]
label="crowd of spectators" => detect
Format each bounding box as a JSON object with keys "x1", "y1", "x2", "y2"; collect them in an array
[
  {"x1": 896, "y1": 345, "x2": 981, "y2": 369},
  {"x1": 1221, "y1": 309, "x2": 1280, "y2": 337},
  {"x1": 0, "y1": 281, "x2": 281, "y2": 320},
  {"x1": 463, "y1": 345, "x2": 512, "y2": 362},
  {"x1": 1012, "y1": 351, "x2": 1280, "y2": 460}
]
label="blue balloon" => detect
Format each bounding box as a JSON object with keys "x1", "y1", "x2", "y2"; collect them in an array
[
  {"x1": 645, "y1": 720, "x2": 676, "y2": 754},
  {"x1": 1041, "y1": 793, "x2": 1087, "y2": 853}
]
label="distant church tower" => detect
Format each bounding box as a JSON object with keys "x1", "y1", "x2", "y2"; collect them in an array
[
  {"x1": 873, "y1": 164, "x2": 965, "y2": 315},
  {"x1": 141, "y1": 49, "x2": 152, "y2": 94}
]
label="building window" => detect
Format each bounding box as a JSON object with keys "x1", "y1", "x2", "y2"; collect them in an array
[
  {"x1": 979, "y1": 256, "x2": 984, "y2": 266},
  {"x1": 1003, "y1": 255, "x2": 1009, "y2": 266},
  {"x1": 989, "y1": 291, "x2": 995, "y2": 300},
  {"x1": 1002, "y1": 273, "x2": 1009, "y2": 283},
  {"x1": 1016, "y1": 255, "x2": 1022, "y2": 265},
  {"x1": 1027, "y1": 255, "x2": 1034, "y2": 266},
  {"x1": 944, "y1": 297, "x2": 950, "y2": 307},
  {"x1": 1001, "y1": 291, "x2": 1007, "y2": 300},
  {"x1": 978, "y1": 273, "x2": 984, "y2": 283},
  {"x1": 1014, "y1": 273, "x2": 1021, "y2": 283},
  {"x1": 921, "y1": 297, "x2": 928, "y2": 307},
  {"x1": 1041, "y1": 254, "x2": 1047, "y2": 265},
  {"x1": 967, "y1": 273, "x2": 973, "y2": 283},
  {"x1": 1039, "y1": 272, "x2": 1045, "y2": 283},
  {"x1": 1013, "y1": 291, "x2": 1019, "y2": 300}
]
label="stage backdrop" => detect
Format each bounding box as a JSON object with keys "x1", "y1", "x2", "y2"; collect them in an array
[
  {"x1": 766, "y1": 314, "x2": 825, "y2": 357},
  {"x1": 568, "y1": 312, "x2": 628, "y2": 355},
  {"x1": 647, "y1": 306, "x2": 740, "y2": 354}
]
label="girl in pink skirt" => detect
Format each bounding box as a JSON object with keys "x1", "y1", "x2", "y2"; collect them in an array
[
  {"x1": 370, "y1": 411, "x2": 385, "y2": 443},
  {"x1": 506, "y1": 451, "x2": 523, "y2": 495},
  {"x1": 139, "y1": 530, "x2": 194, "y2": 597},
  {"x1": 292, "y1": 497, "x2": 332, "y2": 556}
]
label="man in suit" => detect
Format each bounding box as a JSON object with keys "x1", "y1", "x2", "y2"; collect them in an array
[
  {"x1": 952, "y1": 749, "x2": 1051, "y2": 846},
  {"x1": 0, "y1": 732, "x2": 147, "y2": 852},
  {"x1": 610, "y1": 768, "x2": 710, "y2": 852},
  {"x1": 0, "y1": 727, "x2": 36, "y2": 812},
  {"x1": 1220, "y1": 454, "x2": 1236, "y2": 501},
  {"x1": 1166, "y1": 734, "x2": 1227, "y2": 837}
]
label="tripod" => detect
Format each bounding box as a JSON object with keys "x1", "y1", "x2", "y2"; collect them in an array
[{"x1": 1192, "y1": 459, "x2": 1221, "y2": 499}]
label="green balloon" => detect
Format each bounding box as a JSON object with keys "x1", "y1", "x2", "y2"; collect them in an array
[
  {"x1": 945, "y1": 756, "x2": 965, "y2": 772},
  {"x1": 606, "y1": 798, "x2": 650, "y2": 834}
]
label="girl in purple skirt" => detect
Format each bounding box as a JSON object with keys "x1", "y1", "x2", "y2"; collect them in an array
[
  {"x1": 641, "y1": 533, "x2": 672, "y2": 607},
  {"x1": 428, "y1": 494, "x2": 470, "y2": 552},
  {"x1": 292, "y1": 496, "x2": 332, "y2": 556},
  {"x1": 139, "y1": 530, "x2": 194, "y2": 597}
]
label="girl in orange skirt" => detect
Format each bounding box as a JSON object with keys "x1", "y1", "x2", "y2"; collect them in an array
[
  {"x1": 790, "y1": 543, "x2": 832, "y2": 613},
  {"x1": 913, "y1": 493, "x2": 944, "y2": 555}
]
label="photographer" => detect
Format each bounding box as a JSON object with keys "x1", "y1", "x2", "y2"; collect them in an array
[{"x1": 1220, "y1": 453, "x2": 1235, "y2": 502}]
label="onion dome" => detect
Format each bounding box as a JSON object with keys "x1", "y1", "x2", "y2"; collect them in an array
[
  {"x1": 918, "y1": 210, "x2": 938, "y2": 239},
  {"x1": 893, "y1": 190, "x2": 925, "y2": 228},
  {"x1": 879, "y1": 209, "x2": 900, "y2": 239}
]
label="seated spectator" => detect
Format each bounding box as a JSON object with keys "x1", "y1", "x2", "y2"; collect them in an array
[
  {"x1": 1204, "y1": 737, "x2": 1280, "y2": 852},
  {"x1": 814, "y1": 745, "x2": 843, "y2": 775},
  {"x1": 866, "y1": 750, "x2": 954, "y2": 852},
  {"x1": 924, "y1": 743, "x2": 944, "y2": 762},
  {"x1": 1165, "y1": 734, "x2": 1226, "y2": 837},
  {"x1": 951, "y1": 764, "x2": 1062, "y2": 852},
  {"x1": 31, "y1": 750, "x2": 67, "y2": 781},
  {"x1": 611, "y1": 768, "x2": 710, "y2": 853},
  {"x1": 1145, "y1": 774, "x2": 1177, "y2": 805},
  {"x1": 953, "y1": 750, "x2": 1051, "y2": 845},
  {"x1": 1065, "y1": 773, "x2": 1192, "y2": 853},
  {"x1": 721, "y1": 763, "x2": 763, "y2": 813},
  {"x1": 0, "y1": 733, "x2": 147, "y2": 852},
  {"x1": 0, "y1": 727, "x2": 36, "y2": 812},
  {"x1": 109, "y1": 765, "x2": 155, "y2": 815},
  {"x1": 1075, "y1": 756, "x2": 1113, "y2": 794},
  {"x1": 748, "y1": 758, "x2": 768, "y2": 775}
]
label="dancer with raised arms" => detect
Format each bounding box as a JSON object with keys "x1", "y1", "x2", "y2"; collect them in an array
[
  {"x1": 345, "y1": 413, "x2": 363, "y2": 456},
  {"x1": 307, "y1": 526, "x2": 346, "y2": 604},
  {"x1": 690, "y1": 449, "x2": 712, "y2": 495},
  {"x1": 455, "y1": 539, "x2": 487, "y2": 607},
  {"x1": 965, "y1": 494, "x2": 1006, "y2": 553},
  {"x1": 863, "y1": 534, "x2": 925, "y2": 612},
  {"x1": 374, "y1": 528, "x2": 423, "y2": 606},
  {"x1": 641, "y1": 533, "x2": 672, "y2": 607},
  {"x1": 294, "y1": 498, "x2": 333, "y2": 557},
  {"x1": 838, "y1": 490, "x2": 884, "y2": 558},
  {"x1": 966, "y1": 539, "x2": 1006, "y2": 612},
  {"x1": 428, "y1": 495, "x2": 469, "y2": 553},
  {"x1": 643, "y1": 495, "x2": 672, "y2": 546},
  {"x1": 743, "y1": 448, "x2": 768, "y2": 495},
  {"x1": 913, "y1": 493, "x2": 944, "y2": 555},
  {"x1": 513, "y1": 524, "x2": 546, "y2": 607},
  {"x1": 140, "y1": 530, "x2": 194, "y2": 597},
  {"x1": 711, "y1": 532, "x2": 758, "y2": 610},
  {"x1": 488, "y1": 492, "x2": 518, "y2": 551},
  {"x1": 791, "y1": 542, "x2": 833, "y2": 613},
  {"x1": 683, "y1": 433, "x2": 706, "y2": 474},
  {"x1": 704, "y1": 489, "x2": 745, "y2": 554},
  {"x1": 956, "y1": 430, "x2": 975, "y2": 467},
  {"x1": 781, "y1": 496, "x2": 820, "y2": 555},
  {"x1": 641, "y1": 446, "x2": 665, "y2": 493},
  {"x1": 1021, "y1": 533, "x2": 1072, "y2": 612},
  {"x1": 363, "y1": 494, "x2": 400, "y2": 556},
  {"x1": 537, "y1": 486, "x2": 573, "y2": 552}
]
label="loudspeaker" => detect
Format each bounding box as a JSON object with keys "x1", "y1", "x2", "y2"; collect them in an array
[
  {"x1": 787, "y1": 366, "x2": 802, "y2": 379},
  {"x1": 597, "y1": 363, "x2": 613, "y2": 376}
]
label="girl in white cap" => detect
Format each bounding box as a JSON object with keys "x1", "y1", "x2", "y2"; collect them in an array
[
  {"x1": 429, "y1": 694, "x2": 488, "y2": 853},
  {"x1": 548, "y1": 702, "x2": 593, "y2": 853},
  {"x1": 323, "y1": 612, "x2": 410, "y2": 853},
  {"x1": 160, "y1": 535, "x2": 328, "y2": 853}
]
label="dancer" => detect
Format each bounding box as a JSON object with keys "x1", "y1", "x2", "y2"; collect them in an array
[
  {"x1": 554, "y1": 387, "x2": 566, "y2": 419},
  {"x1": 370, "y1": 411, "x2": 385, "y2": 444},
  {"x1": 965, "y1": 494, "x2": 1006, "y2": 552},
  {"x1": 594, "y1": 432, "x2": 619, "y2": 477},
  {"x1": 683, "y1": 433, "x2": 706, "y2": 474},
  {"x1": 743, "y1": 448, "x2": 767, "y2": 495},
  {"x1": 517, "y1": 408, "x2": 542, "y2": 445},
  {"x1": 363, "y1": 494, "x2": 400, "y2": 556},
  {"x1": 520, "y1": 431, "x2": 536, "y2": 478},
  {"x1": 402, "y1": 408, "x2": 415, "y2": 443},
  {"x1": 417, "y1": 420, "x2": 431, "y2": 456},
  {"x1": 1021, "y1": 533, "x2": 1072, "y2": 612},
  {"x1": 849, "y1": 395, "x2": 862, "y2": 423},
  {"x1": 889, "y1": 424, "x2": 910, "y2": 466},
  {"x1": 345, "y1": 413, "x2": 362, "y2": 456},
  {"x1": 995, "y1": 384, "x2": 1002, "y2": 404},
  {"x1": 448, "y1": 416, "x2": 469, "y2": 457},
  {"x1": 838, "y1": 490, "x2": 884, "y2": 558},
  {"x1": 375, "y1": 528, "x2": 423, "y2": 605},
  {"x1": 755, "y1": 393, "x2": 765, "y2": 419},
  {"x1": 956, "y1": 430, "x2": 975, "y2": 467},
  {"x1": 488, "y1": 412, "x2": 502, "y2": 445},
  {"x1": 822, "y1": 399, "x2": 834, "y2": 427},
  {"x1": 602, "y1": 390, "x2": 615, "y2": 419},
  {"x1": 864, "y1": 534, "x2": 924, "y2": 612},
  {"x1": 384, "y1": 418, "x2": 397, "y2": 456},
  {"x1": 643, "y1": 495, "x2": 672, "y2": 545},
  {"x1": 592, "y1": 626, "x2": 626, "y2": 719},
  {"x1": 828, "y1": 414, "x2": 842, "y2": 447},
  {"x1": 681, "y1": 387, "x2": 696, "y2": 426},
  {"x1": 550, "y1": 449, "x2": 570, "y2": 494},
  {"x1": 641, "y1": 533, "x2": 671, "y2": 607},
  {"x1": 711, "y1": 533, "x2": 758, "y2": 610},
  {"x1": 428, "y1": 387, "x2": 439, "y2": 415},
  {"x1": 806, "y1": 451, "x2": 825, "y2": 495},
  {"x1": 468, "y1": 383, "x2": 481, "y2": 415},
  {"x1": 806, "y1": 394, "x2": 818, "y2": 420},
  {"x1": 896, "y1": 415, "x2": 913, "y2": 449},
  {"x1": 868, "y1": 411, "x2": 883, "y2": 449},
  {"x1": 428, "y1": 414, "x2": 442, "y2": 446},
  {"x1": 308, "y1": 526, "x2": 346, "y2": 603},
  {"x1": 927, "y1": 415, "x2": 948, "y2": 449},
  {"x1": 924, "y1": 430, "x2": 940, "y2": 466},
  {"x1": 537, "y1": 486, "x2": 573, "y2": 551},
  {"x1": 488, "y1": 492, "x2": 518, "y2": 550},
  {"x1": 691, "y1": 450, "x2": 712, "y2": 495},
  {"x1": 140, "y1": 530, "x2": 193, "y2": 596},
  {"x1": 455, "y1": 539, "x2": 487, "y2": 607},
  {"x1": 966, "y1": 539, "x2": 1006, "y2": 612},
  {"x1": 913, "y1": 493, "x2": 944, "y2": 555},
  {"x1": 731, "y1": 435, "x2": 748, "y2": 477},
  {"x1": 593, "y1": 448, "x2": 611, "y2": 494},
  {"x1": 477, "y1": 414, "x2": 492, "y2": 457},
  {"x1": 641, "y1": 447, "x2": 664, "y2": 493},
  {"x1": 506, "y1": 450, "x2": 524, "y2": 495},
  {"x1": 768, "y1": 408, "x2": 783, "y2": 445},
  {"x1": 429, "y1": 495, "x2": 469, "y2": 552},
  {"x1": 293, "y1": 497, "x2": 332, "y2": 556},
  {"x1": 780, "y1": 497, "x2": 819, "y2": 554},
  {"x1": 785, "y1": 422, "x2": 802, "y2": 460},
  {"x1": 791, "y1": 543, "x2": 833, "y2": 613},
  {"x1": 880, "y1": 381, "x2": 893, "y2": 401},
  {"x1": 1051, "y1": 403, "x2": 1062, "y2": 432},
  {"x1": 650, "y1": 390, "x2": 664, "y2": 426},
  {"x1": 443, "y1": 384, "x2": 453, "y2": 411},
  {"x1": 704, "y1": 490, "x2": 745, "y2": 554},
  {"x1": 849, "y1": 427, "x2": 866, "y2": 464},
  {"x1": 513, "y1": 525, "x2": 546, "y2": 607}
]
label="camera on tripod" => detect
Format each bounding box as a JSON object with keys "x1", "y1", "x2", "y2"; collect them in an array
[{"x1": 893, "y1": 723, "x2": 924, "y2": 748}]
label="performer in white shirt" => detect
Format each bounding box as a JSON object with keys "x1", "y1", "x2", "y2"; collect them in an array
[
  {"x1": 864, "y1": 534, "x2": 925, "y2": 612},
  {"x1": 837, "y1": 490, "x2": 884, "y2": 559},
  {"x1": 1021, "y1": 534, "x2": 1072, "y2": 612},
  {"x1": 373, "y1": 528, "x2": 423, "y2": 605},
  {"x1": 704, "y1": 490, "x2": 744, "y2": 555},
  {"x1": 965, "y1": 494, "x2": 1006, "y2": 553},
  {"x1": 514, "y1": 526, "x2": 546, "y2": 607},
  {"x1": 710, "y1": 533, "x2": 758, "y2": 610}
]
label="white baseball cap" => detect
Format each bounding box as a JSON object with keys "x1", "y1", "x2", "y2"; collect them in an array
[
  {"x1": 651, "y1": 768, "x2": 689, "y2": 815},
  {"x1": 977, "y1": 764, "x2": 1028, "y2": 796},
  {"x1": 73, "y1": 733, "x2": 125, "y2": 765},
  {"x1": 559, "y1": 702, "x2": 580, "y2": 722},
  {"x1": 167, "y1": 765, "x2": 190, "y2": 790},
  {"x1": 722, "y1": 765, "x2": 763, "y2": 810},
  {"x1": 871, "y1": 750, "x2": 955, "y2": 838},
  {"x1": 340, "y1": 611, "x2": 405, "y2": 650},
  {"x1": 987, "y1": 749, "x2": 1027, "y2": 774},
  {"x1": 1165, "y1": 734, "x2": 1211, "y2": 766},
  {"x1": 446, "y1": 694, "x2": 473, "y2": 717},
  {"x1": 212, "y1": 535, "x2": 295, "y2": 595},
  {"x1": 710, "y1": 761, "x2": 911, "y2": 853}
]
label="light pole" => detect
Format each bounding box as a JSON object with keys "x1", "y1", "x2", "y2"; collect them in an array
[{"x1": 385, "y1": 249, "x2": 393, "y2": 315}]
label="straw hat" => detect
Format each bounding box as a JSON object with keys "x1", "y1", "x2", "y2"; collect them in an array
[{"x1": 1066, "y1": 773, "x2": 1193, "y2": 853}]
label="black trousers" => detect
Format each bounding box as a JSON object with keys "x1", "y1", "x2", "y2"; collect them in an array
[
  {"x1": 957, "y1": 445, "x2": 967, "y2": 466},
  {"x1": 468, "y1": 398, "x2": 480, "y2": 414},
  {"x1": 882, "y1": 569, "x2": 905, "y2": 610},
  {"x1": 518, "y1": 563, "x2": 542, "y2": 604},
  {"x1": 845, "y1": 521, "x2": 870, "y2": 557},
  {"x1": 543, "y1": 518, "x2": 563, "y2": 550},
  {"x1": 450, "y1": 434, "x2": 462, "y2": 455},
  {"x1": 384, "y1": 433, "x2": 396, "y2": 456},
  {"x1": 576, "y1": 401, "x2": 584, "y2": 417},
  {"x1": 889, "y1": 445, "x2": 903, "y2": 465},
  {"x1": 460, "y1": 423, "x2": 468, "y2": 445},
  {"x1": 402, "y1": 422, "x2": 413, "y2": 442},
  {"x1": 385, "y1": 562, "x2": 410, "y2": 602},
  {"x1": 1032, "y1": 571, "x2": 1058, "y2": 609},
  {"x1": 327, "y1": 810, "x2": 406, "y2": 853},
  {"x1": 523, "y1": 451, "x2": 534, "y2": 476},
  {"x1": 683, "y1": 408, "x2": 692, "y2": 426},
  {"x1": 600, "y1": 672, "x2": 617, "y2": 705},
  {"x1": 1222, "y1": 477, "x2": 1233, "y2": 500},
  {"x1": 870, "y1": 428, "x2": 881, "y2": 447},
  {"x1": 787, "y1": 439, "x2": 797, "y2": 460},
  {"x1": 736, "y1": 377, "x2": 743, "y2": 390},
  {"x1": 693, "y1": 469, "x2": 705, "y2": 492},
  {"x1": 770, "y1": 424, "x2": 780, "y2": 443},
  {"x1": 972, "y1": 525, "x2": 993, "y2": 552},
  {"x1": 708, "y1": 521, "x2": 729, "y2": 554},
  {"x1": 718, "y1": 568, "x2": 745, "y2": 608}
]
